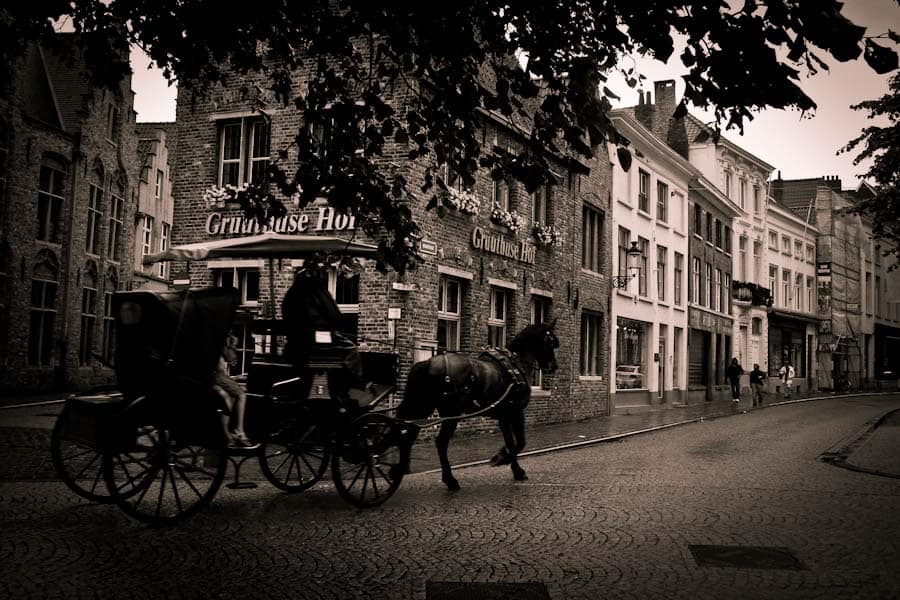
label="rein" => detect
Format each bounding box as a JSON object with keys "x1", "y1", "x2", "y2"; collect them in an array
[{"x1": 403, "y1": 382, "x2": 517, "y2": 428}]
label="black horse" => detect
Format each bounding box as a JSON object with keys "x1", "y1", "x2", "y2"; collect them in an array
[{"x1": 396, "y1": 321, "x2": 560, "y2": 491}]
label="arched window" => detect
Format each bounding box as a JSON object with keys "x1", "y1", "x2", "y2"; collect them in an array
[
  {"x1": 102, "y1": 267, "x2": 118, "y2": 362},
  {"x1": 86, "y1": 158, "x2": 105, "y2": 255},
  {"x1": 29, "y1": 250, "x2": 59, "y2": 366},
  {"x1": 37, "y1": 154, "x2": 67, "y2": 243},
  {"x1": 79, "y1": 261, "x2": 98, "y2": 366}
]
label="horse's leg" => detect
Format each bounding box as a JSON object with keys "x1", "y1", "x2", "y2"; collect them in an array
[
  {"x1": 506, "y1": 413, "x2": 528, "y2": 481},
  {"x1": 436, "y1": 420, "x2": 460, "y2": 491}
]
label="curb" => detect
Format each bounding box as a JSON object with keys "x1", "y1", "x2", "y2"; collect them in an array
[
  {"x1": 415, "y1": 390, "x2": 899, "y2": 477},
  {"x1": 819, "y1": 407, "x2": 900, "y2": 480}
]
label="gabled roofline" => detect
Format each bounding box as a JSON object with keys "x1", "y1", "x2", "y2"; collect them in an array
[
  {"x1": 685, "y1": 113, "x2": 775, "y2": 174},
  {"x1": 768, "y1": 199, "x2": 819, "y2": 234},
  {"x1": 36, "y1": 46, "x2": 66, "y2": 132}
]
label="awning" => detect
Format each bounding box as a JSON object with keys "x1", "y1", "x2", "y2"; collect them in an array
[
  {"x1": 143, "y1": 232, "x2": 379, "y2": 264},
  {"x1": 768, "y1": 308, "x2": 819, "y2": 325}
]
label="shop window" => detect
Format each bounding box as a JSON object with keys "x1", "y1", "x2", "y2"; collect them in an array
[
  {"x1": 530, "y1": 295, "x2": 552, "y2": 387},
  {"x1": 217, "y1": 117, "x2": 270, "y2": 186},
  {"x1": 79, "y1": 262, "x2": 98, "y2": 366},
  {"x1": 656, "y1": 180, "x2": 668, "y2": 223},
  {"x1": 102, "y1": 269, "x2": 118, "y2": 363},
  {"x1": 638, "y1": 169, "x2": 650, "y2": 213},
  {"x1": 688, "y1": 328, "x2": 709, "y2": 386},
  {"x1": 581, "y1": 205, "x2": 603, "y2": 273},
  {"x1": 616, "y1": 317, "x2": 647, "y2": 389},
  {"x1": 580, "y1": 310, "x2": 603, "y2": 376},
  {"x1": 674, "y1": 252, "x2": 683, "y2": 306},
  {"x1": 86, "y1": 184, "x2": 102, "y2": 255},
  {"x1": 487, "y1": 286, "x2": 510, "y2": 348},
  {"x1": 213, "y1": 267, "x2": 260, "y2": 306},
  {"x1": 28, "y1": 253, "x2": 59, "y2": 366},
  {"x1": 437, "y1": 276, "x2": 462, "y2": 352},
  {"x1": 37, "y1": 163, "x2": 65, "y2": 243},
  {"x1": 107, "y1": 186, "x2": 124, "y2": 261}
]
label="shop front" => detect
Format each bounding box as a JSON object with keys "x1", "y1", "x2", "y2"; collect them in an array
[
  {"x1": 768, "y1": 309, "x2": 817, "y2": 395},
  {"x1": 874, "y1": 323, "x2": 900, "y2": 389},
  {"x1": 687, "y1": 308, "x2": 733, "y2": 403}
]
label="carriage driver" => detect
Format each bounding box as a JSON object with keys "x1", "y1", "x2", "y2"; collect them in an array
[{"x1": 282, "y1": 262, "x2": 367, "y2": 404}]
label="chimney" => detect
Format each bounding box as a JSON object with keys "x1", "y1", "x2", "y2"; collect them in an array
[{"x1": 652, "y1": 80, "x2": 676, "y2": 143}]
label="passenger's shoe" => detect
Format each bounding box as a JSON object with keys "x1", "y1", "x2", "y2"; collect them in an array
[{"x1": 229, "y1": 430, "x2": 260, "y2": 450}]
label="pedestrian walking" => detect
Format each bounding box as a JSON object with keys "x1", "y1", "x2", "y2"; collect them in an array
[
  {"x1": 778, "y1": 360, "x2": 795, "y2": 399},
  {"x1": 749, "y1": 363, "x2": 767, "y2": 407},
  {"x1": 726, "y1": 357, "x2": 744, "y2": 403}
]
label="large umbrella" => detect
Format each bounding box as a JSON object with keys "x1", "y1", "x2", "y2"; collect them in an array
[{"x1": 142, "y1": 232, "x2": 379, "y2": 264}]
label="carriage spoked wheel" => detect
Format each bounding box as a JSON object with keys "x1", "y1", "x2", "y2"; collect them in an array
[
  {"x1": 260, "y1": 418, "x2": 330, "y2": 492},
  {"x1": 50, "y1": 405, "x2": 112, "y2": 503},
  {"x1": 331, "y1": 413, "x2": 405, "y2": 508},
  {"x1": 102, "y1": 422, "x2": 226, "y2": 525}
]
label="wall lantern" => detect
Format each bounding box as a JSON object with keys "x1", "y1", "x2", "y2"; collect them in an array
[{"x1": 612, "y1": 241, "x2": 642, "y2": 289}]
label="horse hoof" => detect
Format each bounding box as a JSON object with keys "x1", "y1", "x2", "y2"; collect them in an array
[
  {"x1": 490, "y1": 453, "x2": 511, "y2": 467},
  {"x1": 513, "y1": 471, "x2": 528, "y2": 481},
  {"x1": 444, "y1": 478, "x2": 461, "y2": 492}
]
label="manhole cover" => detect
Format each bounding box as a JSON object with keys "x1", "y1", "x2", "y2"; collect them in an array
[
  {"x1": 689, "y1": 545, "x2": 806, "y2": 570},
  {"x1": 426, "y1": 582, "x2": 550, "y2": 600}
]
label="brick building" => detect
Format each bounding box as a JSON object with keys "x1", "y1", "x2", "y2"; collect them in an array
[
  {"x1": 0, "y1": 35, "x2": 141, "y2": 393},
  {"x1": 170, "y1": 68, "x2": 613, "y2": 427},
  {"x1": 132, "y1": 122, "x2": 175, "y2": 291}
]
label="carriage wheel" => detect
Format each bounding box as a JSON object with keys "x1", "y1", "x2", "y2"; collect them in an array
[
  {"x1": 331, "y1": 413, "x2": 405, "y2": 508},
  {"x1": 50, "y1": 405, "x2": 112, "y2": 503},
  {"x1": 102, "y1": 423, "x2": 226, "y2": 525},
  {"x1": 260, "y1": 418, "x2": 330, "y2": 492}
]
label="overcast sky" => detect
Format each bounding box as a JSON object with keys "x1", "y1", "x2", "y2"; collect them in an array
[{"x1": 131, "y1": 0, "x2": 899, "y2": 188}]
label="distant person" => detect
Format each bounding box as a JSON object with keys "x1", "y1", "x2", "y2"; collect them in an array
[
  {"x1": 213, "y1": 331, "x2": 258, "y2": 449},
  {"x1": 778, "y1": 361, "x2": 795, "y2": 399},
  {"x1": 726, "y1": 357, "x2": 744, "y2": 403},
  {"x1": 749, "y1": 364, "x2": 767, "y2": 407}
]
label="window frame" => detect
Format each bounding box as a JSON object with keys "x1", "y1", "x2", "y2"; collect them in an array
[
  {"x1": 638, "y1": 169, "x2": 650, "y2": 213},
  {"x1": 581, "y1": 205, "x2": 603, "y2": 273},
  {"x1": 656, "y1": 245, "x2": 667, "y2": 302},
  {"x1": 656, "y1": 180, "x2": 668, "y2": 223},
  {"x1": 580, "y1": 310, "x2": 603, "y2": 377},
  {"x1": 638, "y1": 237, "x2": 649, "y2": 297},
  {"x1": 487, "y1": 286, "x2": 510, "y2": 348},
  {"x1": 107, "y1": 191, "x2": 124, "y2": 262},
  {"x1": 37, "y1": 164, "x2": 65, "y2": 244},
  {"x1": 85, "y1": 183, "x2": 102, "y2": 255},
  {"x1": 437, "y1": 276, "x2": 462, "y2": 352},
  {"x1": 674, "y1": 252, "x2": 683, "y2": 306},
  {"x1": 217, "y1": 117, "x2": 271, "y2": 187}
]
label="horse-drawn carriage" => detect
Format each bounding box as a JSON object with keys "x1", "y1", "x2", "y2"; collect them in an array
[{"x1": 51, "y1": 232, "x2": 560, "y2": 525}]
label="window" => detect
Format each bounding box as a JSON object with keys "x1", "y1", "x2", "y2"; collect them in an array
[
  {"x1": 714, "y1": 268, "x2": 722, "y2": 312},
  {"x1": 806, "y1": 244, "x2": 815, "y2": 263},
  {"x1": 532, "y1": 185, "x2": 552, "y2": 224},
  {"x1": 725, "y1": 171, "x2": 733, "y2": 199},
  {"x1": 638, "y1": 169, "x2": 650, "y2": 213},
  {"x1": 876, "y1": 275, "x2": 882, "y2": 317},
  {"x1": 807, "y1": 276, "x2": 814, "y2": 314},
  {"x1": 213, "y1": 268, "x2": 260, "y2": 305},
  {"x1": 616, "y1": 317, "x2": 648, "y2": 388},
  {"x1": 673, "y1": 328, "x2": 682, "y2": 389},
  {"x1": 437, "y1": 276, "x2": 462, "y2": 352},
  {"x1": 753, "y1": 240, "x2": 762, "y2": 282},
  {"x1": 102, "y1": 271, "x2": 117, "y2": 364},
  {"x1": 769, "y1": 265, "x2": 778, "y2": 305},
  {"x1": 29, "y1": 258, "x2": 58, "y2": 366},
  {"x1": 752, "y1": 317, "x2": 762, "y2": 335},
  {"x1": 782, "y1": 235, "x2": 791, "y2": 254},
  {"x1": 793, "y1": 241, "x2": 802, "y2": 258},
  {"x1": 782, "y1": 269, "x2": 791, "y2": 308},
  {"x1": 638, "y1": 237, "x2": 649, "y2": 297},
  {"x1": 492, "y1": 179, "x2": 510, "y2": 211},
  {"x1": 705, "y1": 212, "x2": 713, "y2": 242},
  {"x1": 79, "y1": 266, "x2": 97, "y2": 366},
  {"x1": 580, "y1": 311, "x2": 603, "y2": 376},
  {"x1": 106, "y1": 103, "x2": 120, "y2": 142},
  {"x1": 85, "y1": 184, "x2": 102, "y2": 255},
  {"x1": 530, "y1": 295, "x2": 552, "y2": 387},
  {"x1": 656, "y1": 180, "x2": 668, "y2": 222},
  {"x1": 107, "y1": 189, "x2": 124, "y2": 261},
  {"x1": 218, "y1": 117, "x2": 270, "y2": 186},
  {"x1": 329, "y1": 271, "x2": 360, "y2": 339},
  {"x1": 581, "y1": 205, "x2": 603, "y2": 272},
  {"x1": 674, "y1": 252, "x2": 683, "y2": 306},
  {"x1": 158, "y1": 223, "x2": 170, "y2": 279},
  {"x1": 753, "y1": 185, "x2": 761, "y2": 213},
  {"x1": 657, "y1": 245, "x2": 667, "y2": 302},
  {"x1": 140, "y1": 215, "x2": 154, "y2": 271},
  {"x1": 692, "y1": 257, "x2": 701, "y2": 304},
  {"x1": 715, "y1": 219, "x2": 722, "y2": 248},
  {"x1": 738, "y1": 236, "x2": 747, "y2": 280},
  {"x1": 724, "y1": 226, "x2": 731, "y2": 253},
  {"x1": 488, "y1": 286, "x2": 510, "y2": 348},
  {"x1": 795, "y1": 273, "x2": 803, "y2": 311},
  {"x1": 866, "y1": 272, "x2": 873, "y2": 314},
  {"x1": 739, "y1": 178, "x2": 747, "y2": 209},
  {"x1": 768, "y1": 231, "x2": 778, "y2": 250},
  {"x1": 155, "y1": 169, "x2": 164, "y2": 201},
  {"x1": 37, "y1": 164, "x2": 65, "y2": 243},
  {"x1": 707, "y1": 263, "x2": 714, "y2": 310},
  {"x1": 724, "y1": 273, "x2": 731, "y2": 314},
  {"x1": 617, "y1": 226, "x2": 630, "y2": 278},
  {"x1": 693, "y1": 203, "x2": 702, "y2": 235}
]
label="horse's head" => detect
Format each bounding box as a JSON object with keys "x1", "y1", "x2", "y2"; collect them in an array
[{"x1": 510, "y1": 318, "x2": 560, "y2": 372}]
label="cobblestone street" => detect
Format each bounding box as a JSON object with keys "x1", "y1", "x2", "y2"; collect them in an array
[{"x1": 2, "y1": 395, "x2": 899, "y2": 599}]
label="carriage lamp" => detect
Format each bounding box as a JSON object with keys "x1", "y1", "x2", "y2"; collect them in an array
[{"x1": 612, "y1": 241, "x2": 642, "y2": 288}]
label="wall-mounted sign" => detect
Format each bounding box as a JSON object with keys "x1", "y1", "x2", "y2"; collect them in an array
[
  {"x1": 471, "y1": 226, "x2": 536, "y2": 265},
  {"x1": 205, "y1": 206, "x2": 356, "y2": 236},
  {"x1": 419, "y1": 239, "x2": 438, "y2": 256},
  {"x1": 817, "y1": 262, "x2": 832, "y2": 276}
]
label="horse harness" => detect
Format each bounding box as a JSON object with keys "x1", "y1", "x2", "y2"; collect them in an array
[{"x1": 439, "y1": 348, "x2": 530, "y2": 413}]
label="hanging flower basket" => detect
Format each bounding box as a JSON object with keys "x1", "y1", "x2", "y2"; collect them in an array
[
  {"x1": 532, "y1": 222, "x2": 564, "y2": 247},
  {"x1": 490, "y1": 203, "x2": 527, "y2": 233},
  {"x1": 440, "y1": 187, "x2": 481, "y2": 215}
]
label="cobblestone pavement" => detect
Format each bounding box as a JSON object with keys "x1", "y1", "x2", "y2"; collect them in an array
[{"x1": 2, "y1": 395, "x2": 899, "y2": 599}]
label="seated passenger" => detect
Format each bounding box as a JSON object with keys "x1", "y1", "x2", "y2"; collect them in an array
[{"x1": 213, "y1": 331, "x2": 258, "y2": 449}]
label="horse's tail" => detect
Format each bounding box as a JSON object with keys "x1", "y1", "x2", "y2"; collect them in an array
[{"x1": 396, "y1": 359, "x2": 438, "y2": 421}]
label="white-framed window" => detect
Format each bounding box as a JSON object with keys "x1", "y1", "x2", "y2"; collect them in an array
[
  {"x1": 140, "y1": 215, "x2": 154, "y2": 271},
  {"x1": 29, "y1": 262, "x2": 58, "y2": 366},
  {"x1": 807, "y1": 276, "x2": 814, "y2": 314},
  {"x1": 753, "y1": 240, "x2": 762, "y2": 282},
  {"x1": 85, "y1": 184, "x2": 102, "y2": 255},
  {"x1": 795, "y1": 273, "x2": 803, "y2": 311},
  {"x1": 725, "y1": 171, "x2": 733, "y2": 199},
  {"x1": 692, "y1": 257, "x2": 701, "y2": 305},
  {"x1": 657, "y1": 245, "x2": 667, "y2": 302},
  {"x1": 107, "y1": 190, "x2": 124, "y2": 261},
  {"x1": 582, "y1": 205, "x2": 603, "y2": 272},
  {"x1": 738, "y1": 236, "x2": 747, "y2": 280},
  {"x1": 532, "y1": 185, "x2": 552, "y2": 224},
  {"x1": 79, "y1": 267, "x2": 97, "y2": 366},
  {"x1": 37, "y1": 164, "x2": 65, "y2": 243},
  {"x1": 782, "y1": 269, "x2": 792, "y2": 308},
  {"x1": 739, "y1": 178, "x2": 747, "y2": 209},
  {"x1": 724, "y1": 273, "x2": 731, "y2": 314},
  {"x1": 617, "y1": 226, "x2": 630, "y2": 278},
  {"x1": 706, "y1": 263, "x2": 714, "y2": 309},
  {"x1": 714, "y1": 268, "x2": 722, "y2": 312},
  {"x1": 437, "y1": 276, "x2": 462, "y2": 352},
  {"x1": 488, "y1": 286, "x2": 510, "y2": 348},
  {"x1": 530, "y1": 295, "x2": 552, "y2": 387},
  {"x1": 769, "y1": 265, "x2": 778, "y2": 304},
  {"x1": 782, "y1": 235, "x2": 791, "y2": 254},
  {"x1": 806, "y1": 244, "x2": 815, "y2": 263},
  {"x1": 768, "y1": 230, "x2": 778, "y2": 250},
  {"x1": 753, "y1": 185, "x2": 761, "y2": 213},
  {"x1": 217, "y1": 117, "x2": 270, "y2": 186},
  {"x1": 213, "y1": 267, "x2": 261, "y2": 306},
  {"x1": 158, "y1": 223, "x2": 170, "y2": 279},
  {"x1": 329, "y1": 270, "x2": 360, "y2": 339},
  {"x1": 638, "y1": 237, "x2": 649, "y2": 297},
  {"x1": 656, "y1": 180, "x2": 668, "y2": 223},
  {"x1": 580, "y1": 310, "x2": 603, "y2": 376},
  {"x1": 638, "y1": 169, "x2": 650, "y2": 213},
  {"x1": 492, "y1": 179, "x2": 510, "y2": 211},
  {"x1": 155, "y1": 169, "x2": 164, "y2": 201},
  {"x1": 794, "y1": 240, "x2": 803, "y2": 259},
  {"x1": 674, "y1": 252, "x2": 683, "y2": 306}
]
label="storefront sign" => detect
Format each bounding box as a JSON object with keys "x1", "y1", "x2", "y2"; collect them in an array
[
  {"x1": 205, "y1": 206, "x2": 356, "y2": 236},
  {"x1": 817, "y1": 262, "x2": 832, "y2": 276},
  {"x1": 470, "y1": 226, "x2": 536, "y2": 265}
]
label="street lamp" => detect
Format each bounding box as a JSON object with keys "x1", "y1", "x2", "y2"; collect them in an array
[{"x1": 612, "y1": 241, "x2": 642, "y2": 289}]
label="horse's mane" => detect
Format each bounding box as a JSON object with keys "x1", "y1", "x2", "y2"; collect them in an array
[{"x1": 507, "y1": 322, "x2": 554, "y2": 354}]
